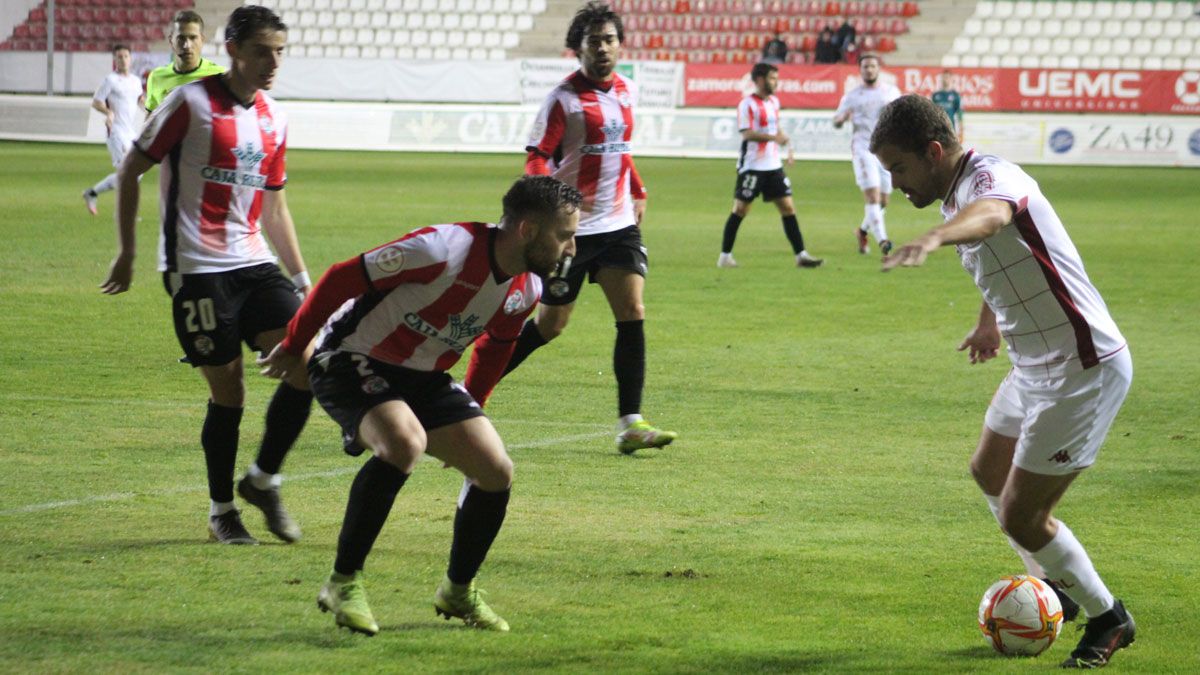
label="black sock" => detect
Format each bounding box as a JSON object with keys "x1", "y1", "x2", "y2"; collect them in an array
[
  {"x1": 201, "y1": 402, "x2": 243, "y2": 503},
  {"x1": 447, "y1": 483, "x2": 511, "y2": 585},
  {"x1": 721, "y1": 213, "x2": 744, "y2": 253},
  {"x1": 334, "y1": 457, "x2": 409, "y2": 576},
  {"x1": 254, "y1": 382, "x2": 314, "y2": 474},
  {"x1": 501, "y1": 319, "x2": 548, "y2": 377},
  {"x1": 782, "y1": 214, "x2": 805, "y2": 254},
  {"x1": 614, "y1": 319, "x2": 646, "y2": 417}
]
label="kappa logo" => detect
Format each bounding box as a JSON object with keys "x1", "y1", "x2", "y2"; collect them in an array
[
  {"x1": 231, "y1": 142, "x2": 265, "y2": 166},
  {"x1": 373, "y1": 244, "x2": 405, "y2": 273},
  {"x1": 1049, "y1": 450, "x2": 1071, "y2": 464},
  {"x1": 504, "y1": 289, "x2": 525, "y2": 315}
]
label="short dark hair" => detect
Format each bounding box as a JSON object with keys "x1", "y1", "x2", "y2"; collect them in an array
[
  {"x1": 111, "y1": 43, "x2": 130, "y2": 53},
  {"x1": 565, "y1": 1, "x2": 624, "y2": 53},
  {"x1": 170, "y1": 10, "x2": 204, "y2": 33},
  {"x1": 859, "y1": 53, "x2": 881, "y2": 66},
  {"x1": 224, "y1": 5, "x2": 287, "y2": 45},
  {"x1": 869, "y1": 94, "x2": 960, "y2": 155},
  {"x1": 750, "y1": 62, "x2": 777, "y2": 82},
  {"x1": 502, "y1": 176, "x2": 583, "y2": 228}
]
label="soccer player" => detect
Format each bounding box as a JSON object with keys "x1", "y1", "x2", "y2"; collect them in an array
[
  {"x1": 463, "y1": 1, "x2": 677, "y2": 455},
  {"x1": 718, "y1": 62, "x2": 823, "y2": 270},
  {"x1": 833, "y1": 54, "x2": 900, "y2": 256},
  {"x1": 100, "y1": 6, "x2": 315, "y2": 546},
  {"x1": 931, "y1": 69, "x2": 964, "y2": 142},
  {"x1": 873, "y1": 94, "x2": 1136, "y2": 669},
  {"x1": 82, "y1": 44, "x2": 143, "y2": 216},
  {"x1": 258, "y1": 176, "x2": 582, "y2": 636},
  {"x1": 145, "y1": 10, "x2": 225, "y2": 113}
]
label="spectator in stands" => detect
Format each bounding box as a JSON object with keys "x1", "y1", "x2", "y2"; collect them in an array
[
  {"x1": 931, "y1": 69, "x2": 964, "y2": 142},
  {"x1": 82, "y1": 44, "x2": 143, "y2": 216},
  {"x1": 761, "y1": 33, "x2": 788, "y2": 64},
  {"x1": 814, "y1": 28, "x2": 840, "y2": 64},
  {"x1": 834, "y1": 16, "x2": 856, "y2": 62},
  {"x1": 145, "y1": 10, "x2": 225, "y2": 112}
]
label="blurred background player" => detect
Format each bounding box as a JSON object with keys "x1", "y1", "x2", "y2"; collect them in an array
[
  {"x1": 874, "y1": 94, "x2": 1136, "y2": 669},
  {"x1": 82, "y1": 44, "x2": 143, "y2": 216},
  {"x1": 931, "y1": 70, "x2": 964, "y2": 143},
  {"x1": 100, "y1": 6, "x2": 314, "y2": 546},
  {"x1": 833, "y1": 54, "x2": 900, "y2": 256},
  {"x1": 145, "y1": 10, "x2": 225, "y2": 113},
  {"x1": 259, "y1": 176, "x2": 581, "y2": 636},
  {"x1": 464, "y1": 1, "x2": 677, "y2": 455},
  {"x1": 718, "y1": 62, "x2": 823, "y2": 270}
]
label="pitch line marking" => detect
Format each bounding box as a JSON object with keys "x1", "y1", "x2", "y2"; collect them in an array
[{"x1": 0, "y1": 430, "x2": 610, "y2": 517}]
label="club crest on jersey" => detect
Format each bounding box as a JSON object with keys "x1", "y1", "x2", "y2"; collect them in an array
[
  {"x1": 503, "y1": 290, "x2": 525, "y2": 315},
  {"x1": 581, "y1": 118, "x2": 631, "y2": 155},
  {"x1": 373, "y1": 244, "x2": 405, "y2": 273},
  {"x1": 258, "y1": 116, "x2": 275, "y2": 135},
  {"x1": 617, "y1": 91, "x2": 632, "y2": 108},
  {"x1": 193, "y1": 335, "x2": 214, "y2": 356},
  {"x1": 971, "y1": 171, "x2": 995, "y2": 198},
  {"x1": 361, "y1": 375, "x2": 389, "y2": 395},
  {"x1": 231, "y1": 142, "x2": 266, "y2": 167}
]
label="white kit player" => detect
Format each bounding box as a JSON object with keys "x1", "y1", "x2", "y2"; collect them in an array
[
  {"x1": 259, "y1": 175, "x2": 582, "y2": 636},
  {"x1": 717, "y1": 61, "x2": 822, "y2": 269},
  {"x1": 462, "y1": 1, "x2": 677, "y2": 455},
  {"x1": 833, "y1": 54, "x2": 900, "y2": 256},
  {"x1": 873, "y1": 94, "x2": 1136, "y2": 669},
  {"x1": 100, "y1": 7, "x2": 317, "y2": 547},
  {"x1": 83, "y1": 44, "x2": 144, "y2": 215}
]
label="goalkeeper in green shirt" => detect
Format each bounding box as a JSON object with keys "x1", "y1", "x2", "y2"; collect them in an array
[
  {"x1": 145, "y1": 10, "x2": 225, "y2": 112},
  {"x1": 931, "y1": 69, "x2": 964, "y2": 143}
]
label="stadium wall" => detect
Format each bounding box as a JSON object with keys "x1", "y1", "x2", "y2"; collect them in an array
[{"x1": 3, "y1": 93, "x2": 1198, "y2": 167}]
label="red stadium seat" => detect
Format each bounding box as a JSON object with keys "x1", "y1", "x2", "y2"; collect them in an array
[
  {"x1": 801, "y1": 33, "x2": 816, "y2": 51},
  {"x1": 877, "y1": 35, "x2": 895, "y2": 52},
  {"x1": 882, "y1": 1, "x2": 899, "y2": 16},
  {"x1": 730, "y1": 0, "x2": 747, "y2": 14},
  {"x1": 901, "y1": 1, "x2": 918, "y2": 17},
  {"x1": 741, "y1": 34, "x2": 761, "y2": 50},
  {"x1": 708, "y1": 0, "x2": 727, "y2": 14},
  {"x1": 823, "y1": 1, "x2": 841, "y2": 16},
  {"x1": 722, "y1": 33, "x2": 738, "y2": 49},
  {"x1": 868, "y1": 17, "x2": 886, "y2": 33},
  {"x1": 717, "y1": 16, "x2": 733, "y2": 31},
  {"x1": 673, "y1": 50, "x2": 687, "y2": 61},
  {"x1": 711, "y1": 50, "x2": 726, "y2": 62},
  {"x1": 625, "y1": 15, "x2": 640, "y2": 30},
  {"x1": 767, "y1": 0, "x2": 784, "y2": 14},
  {"x1": 750, "y1": 0, "x2": 765, "y2": 14},
  {"x1": 665, "y1": 33, "x2": 682, "y2": 48},
  {"x1": 698, "y1": 15, "x2": 714, "y2": 31},
  {"x1": 674, "y1": 0, "x2": 691, "y2": 12},
  {"x1": 730, "y1": 50, "x2": 747, "y2": 63},
  {"x1": 685, "y1": 33, "x2": 702, "y2": 48},
  {"x1": 652, "y1": 0, "x2": 672, "y2": 14},
  {"x1": 792, "y1": 17, "x2": 810, "y2": 31},
  {"x1": 733, "y1": 15, "x2": 750, "y2": 31},
  {"x1": 844, "y1": 2, "x2": 861, "y2": 15},
  {"x1": 774, "y1": 17, "x2": 789, "y2": 33},
  {"x1": 889, "y1": 18, "x2": 907, "y2": 34}
]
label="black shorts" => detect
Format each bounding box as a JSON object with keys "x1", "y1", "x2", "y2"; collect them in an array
[
  {"x1": 163, "y1": 263, "x2": 301, "y2": 367},
  {"x1": 542, "y1": 225, "x2": 648, "y2": 306},
  {"x1": 734, "y1": 169, "x2": 792, "y2": 202},
  {"x1": 308, "y1": 349, "x2": 485, "y2": 455}
]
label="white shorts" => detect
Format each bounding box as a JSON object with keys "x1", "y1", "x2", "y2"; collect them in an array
[
  {"x1": 852, "y1": 150, "x2": 892, "y2": 192},
  {"x1": 107, "y1": 131, "x2": 135, "y2": 167},
  {"x1": 985, "y1": 348, "x2": 1132, "y2": 476}
]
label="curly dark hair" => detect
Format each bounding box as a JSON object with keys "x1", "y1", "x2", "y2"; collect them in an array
[
  {"x1": 224, "y1": 5, "x2": 287, "y2": 45},
  {"x1": 750, "y1": 62, "x2": 777, "y2": 82},
  {"x1": 502, "y1": 175, "x2": 583, "y2": 227},
  {"x1": 869, "y1": 94, "x2": 960, "y2": 155},
  {"x1": 564, "y1": 1, "x2": 624, "y2": 53}
]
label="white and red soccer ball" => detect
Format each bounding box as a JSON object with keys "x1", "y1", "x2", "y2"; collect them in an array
[{"x1": 978, "y1": 575, "x2": 1064, "y2": 656}]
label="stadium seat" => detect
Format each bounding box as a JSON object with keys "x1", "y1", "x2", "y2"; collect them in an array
[
  {"x1": 941, "y1": 53, "x2": 960, "y2": 67},
  {"x1": 1011, "y1": 35, "x2": 1031, "y2": 54},
  {"x1": 343, "y1": 44, "x2": 361, "y2": 57},
  {"x1": 1092, "y1": 2, "x2": 1112, "y2": 19},
  {"x1": 1033, "y1": 1, "x2": 1052, "y2": 19},
  {"x1": 1174, "y1": 1, "x2": 1196, "y2": 19},
  {"x1": 1163, "y1": 20, "x2": 1183, "y2": 38},
  {"x1": 1133, "y1": 38, "x2": 1152, "y2": 56},
  {"x1": 1142, "y1": 55, "x2": 1164, "y2": 69},
  {"x1": 1000, "y1": 53, "x2": 1019, "y2": 67},
  {"x1": 1188, "y1": 21, "x2": 1200, "y2": 39},
  {"x1": 1080, "y1": 54, "x2": 1101, "y2": 68},
  {"x1": 971, "y1": 35, "x2": 991, "y2": 53},
  {"x1": 1003, "y1": 17, "x2": 1023, "y2": 34},
  {"x1": 1013, "y1": 1, "x2": 1033, "y2": 19},
  {"x1": 1176, "y1": 36, "x2": 1196, "y2": 57},
  {"x1": 960, "y1": 54, "x2": 980, "y2": 66},
  {"x1": 991, "y1": 1, "x2": 1012, "y2": 19},
  {"x1": 1163, "y1": 56, "x2": 1183, "y2": 69},
  {"x1": 992, "y1": 35, "x2": 1012, "y2": 54},
  {"x1": 1030, "y1": 36, "x2": 1050, "y2": 54},
  {"x1": 1120, "y1": 54, "x2": 1140, "y2": 68},
  {"x1": 975, "y1": 1, "x2": 995, "y2": 18},
  {"x1": 981, "y1": 54, "x2": 999, "y2": 67},
  {"x1": 1123, "y1": 19, "x2": 1142, "y2": 38},
  {"x1": 1019, "y1": 54, "x2": 1039, "y2": 67},
  {"x1": 1081, "y1": 19, "x2": 1100, "y2": 37},
  {"x1": 1113, "y1": 2, "x2": 1133, "y2": 20},
  {"x1": 415, "y1": 46, "x2": 433, "y2": 58}
]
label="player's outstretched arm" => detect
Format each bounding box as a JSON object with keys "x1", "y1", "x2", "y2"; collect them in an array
[
  {"x1": 957, "y1": 301, "x2": 1001, "y2": 364},
  {"x1": 881, "y1": 198, "x2": 1012, "y2": 272},
  {"x1": 258, "y1": 343, "x2": 305, "y2": 380},
  {"x1": 100, "y1": 150, "x2": 156, "y2": 294},
  {"x1": 261, "y1": 189, "x2": 311, "y2": 296}
]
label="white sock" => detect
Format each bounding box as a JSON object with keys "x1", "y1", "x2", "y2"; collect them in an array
[
  {"x1": 618, "y1": 414, "x2": 643, "y2": 430},
  {"x1": 210, "y1": 500, "x2": 236, "y2": 517},
  {"x1": 718, "y1": 252, "x2": 734, "y2": 264},
  {"x1": 864, "y1": 203, "x2": 888, "y2": 242},
  {"x1": 247, "y1": 462, "x2": 282, "y2": 490},
  {"x1": 92, "y1": 173, "x2": 118, "y2": 194},
  {"x1": 984, "y1": 494, "x2": 1045, "y2": 577},
  {"x1": 1030, "y1": 521, "x2": 1115, "y2": 618}
]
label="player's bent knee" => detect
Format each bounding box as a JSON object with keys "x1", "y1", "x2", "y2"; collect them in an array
[
  {"x1": 372, "y1": 435, "x2": 426, "y2": 471},
  {"x1": 473, "y1": 454, "x2": 514, "y2": 492}
]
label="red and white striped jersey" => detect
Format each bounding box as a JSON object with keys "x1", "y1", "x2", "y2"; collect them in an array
[
  {"x1": 943, "y1": 150, "x2": 1126, "y2": 377},
  {"x1": 736, "y1": 93, "x2": 783, "y2": 172},
  {"x1": 135, "y1": 75, "x2": 287, "y2": 274},
  {"x1": 281, "y1": 222, "x2": 541, "y2": 372},
  {"x1": 527, "y1": 71, "x2": 643, "y2": 236}
]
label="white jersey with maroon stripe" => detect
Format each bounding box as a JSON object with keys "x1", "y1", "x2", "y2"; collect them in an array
[
  {"x1": 527, "y1": 71, "x2": 637, "y2": 236},
  {"x1": 943, "y1": 150, "x2": 1126, "y2": 377},
  {"x1": 317, "y1": 222, "x2": 541, "y2": 371},
  {"x1": 736, "y1": 93, "x2": 782, "y2": 172},
  {"x1": 834, "y1": 81, "x2": 901, "y2": 157},
  {"x1": 135, "y1": 75, "x2": 287, "y2": 274}
]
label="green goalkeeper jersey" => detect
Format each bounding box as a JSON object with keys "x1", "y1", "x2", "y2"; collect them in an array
[
  {"x1": 931, "y1": 88, "x2": 963, "y2": 131},
  {"x1": 144, "y1": 58, "x2": 226, "y2": 112}
]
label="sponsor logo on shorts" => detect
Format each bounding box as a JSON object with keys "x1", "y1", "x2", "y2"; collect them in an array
[
  {"x1": 373, "y1": 244, "x2": 405, "y2": 274},
  {"x1": 361, "y1": 375, "x2": 389, "y2": 395},
  {"x1": 193, "y1": 335, "x2": 214, "y2": 356},
  {"x1": 504, "y1": 290, "x2": 525, "y2": 315},
  {"x1": 1049, "y1": 450, "x2": 1071, "y2": 464}
]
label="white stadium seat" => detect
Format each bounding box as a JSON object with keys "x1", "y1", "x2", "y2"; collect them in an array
[
  {"x1": 320, "y1": 27, "x2": 337, "y2": 43},
  {"x1": 941, "y1": 53, "x2": 961, "y2": 67},
  {"x1": 498, "y1": 14, "x2": 515, "y2": 30},
  {"x1": 951, "y1": 36, "x2": 971, "y2": 54},
  {"x1": 356, "y1": 28, "x2": 374, "y2": 44},
  {"x1": 1175, "y1": 36, "x2": 1195, "y2": 56},
  {"x1": 1142, "y1": 55, "x2": 1163, "y2": 69},
  {"x1": 302, "y1": 27, "x2": 320, "y2": 43},
  {"x1": 447, "y1": 30, "x2": 465, "y2": 46},
  {"x1": 1154, "y1": 36, "x2": 1174, "y2": 56},
  {"x1": 1013, "y1": 1, "x2": 1034, "y2": 18},
  {"x1": 466, "y1": 30, "x2": 483, "y2": 47},
  {"x1": 1112, "y1": 36, "x2": 1132, "y2": 54},
  {"x1": 1030, "y1": 36, "x2": 1051, "y2": 54},
  {"x1": 1153, "y1": 1, "x2": 1174, "y2": 19},
  {"x1": 1100, "y1": 54, "x2": 1120, "y2": 69},
  {"x1": 1051, "y1": 36, "x2": 1071, "y2": 54},
  {"x1": 343, "y1": 45, "x2": 361, "y2": 58},
  {"x1": 403, "y1": 0, "x2": 420, "y2": 10},
  {"x1": 461, "y1": 13, "x2": 479, "y2": 29},
  {"x1": 975, "y1": 1, "x2": 995, "y2": 18},
  {"x1": 430, "y1": 29, "x2": 447, "y2": 46},
  {"x1": 1142, "y1": 19, "x2": 1164, "y2": 36},
  {"x1": 1071, "y1": 1, "x2": 1093, "y2": 19},
  {"x1": 1120, "y1": 54, "x2": 1141, "y2": 68},
  {"x1": 1163, "y1": 20, "x2": 1183, "y2": 38},
  {"x1": 487, "y1": 48, "x2": 505, "y2": 60},
  {"x1": 411, "y1": 29, "x2": 429, "y2": 46},
  {"x1": 456, "y1": 0, "x2": 474, "y2": 11},
  {"x1": 1133, "y1": 1, "x2": 1152, "y2": 18},
  {"x1": 444, "y1": 14, "x2": 461, "y2": 29},
  {"x1": 1070, "y1": 37, "x2": 1090, "y2": 55},
  {"x1": 1041, "y1": 18, "x2": 1062, "y2": 35},
  {"x1": 439, "y1": 0, "x2": 456, "y2": 11},
  {"x1": 325, "y1": 44, "x2": 342, "y2": 57},
  {"x1": 1093, "y1": 2, "x2": 1113, "y2": 19},
  {"x1": 398, "y1": 46, "x2": 415, "y2": 58},
  {"x1": 375, "y1": 28, "x2": 392, "y2": 45},
  {"x1": 512, "y1": 0, "x2": 529, "y2": 12},
  {"x1": 1175, "y1": 1, "x2": 1196, "y2": 19},
  {"x1": 416, "y1": 46, "x2": 433, "y2": 58},
  {"x1": 1186, "y1": 20, "x2": 1200, "y2": 39},
  {"x1": 1123, "y1": 19, "x2": 1142, "y2": 38},
  {"x1": 992, "y1": 1, "x2": 1013, "y2": 19},
  {"x1": 317, "y1": 10, "x2": 334, "y2": 25},
  {"x1": 502, "y1": 31, "x2": 519, "y2": 48},
  {"x1": 1103, "y1": 18, "x2": 1123, "y2": 37},
  {"x1": 353, "y1": 12, "x2": 370, "y2": 28},
  {"x1": 452, "y1": 47, "x2": 469, "y2": 59},
  {"x1": 1040, "y1": 54, "x2": 1060, "y2": 66},
  {"x1": 371, "y1": 11, "x2": 389, "y2": 28},
  {"x1": 434, "y1": 47, "x2": 451, "y2": 59},
  {"x1": 484, "y1": 31, "x2": 501, "y2": 47},
  {"x1": 992, "y1": 36, "x2": 1013, "y2": 54},
  {"x1": 407, "y1": 13, "x2": 425, "y2": 28},
  {"x1": 1091, "y1": 36, "x2": 1112, "y2": 54},
  {"x1": 367, "y1": 0, "x2": 385, "y2": 9},
  {"x1": 960, "y1": 54, "x2": 981, "y2": 66},
  {"x1": 385, "y1": 0, "x2": 403, "y2": 8},
  {"x1": 1113, "y1": 1, "x2": 1133, "y2": 19},
  {"x1": 1012, "y1": 36, "x2": 1031, "y2": 54},
  {"x1": 516, "y1": 14, "x2": 532, "y2": 30},
  {"x1": 1003, "y1": 17, "x2": 1023, "y2": 34},
  {"x1": 1133, "y1": 39, "x2": 1152, "y2": 56},
  {"x1": 1000, "y1": 53, "x2": 1019, "y2": 67},
  {"x1": 963, "y1": 17, "x2": 982, "y2": 35},
  {"x1": 1082, "y1": 19, "x2": 1101, "y2": 37},
  {"x1": 349, "y1": 0, "x2": 366, "y2": 9},
  {"x1": 494, "y1": 0, "x2": 512, "y2": 13},
  {"x1": 479, "y1": 13, "x2": 497, "y2": 29},
  {"x1": 380, "y1": 45, "x2": 397, "y2": 57},
  {"x1": 981, "y1": 54, "x2": 1000, "y2": 67},
  {"x1": 338, "y1": 27, "x2": 355, "y2": 42},
  {"x1": 1062, "y1": 18, "x2": 1081, "y2": 34},
  {"x1": 530, "y1": 0, "x2": 546, "y2": 13},
  {"x1": 392, "y1": 29, "x2": 410, "y2": 44},
  {"x1": 1080, "y1": 54, "x2": 1101, "y2": 68},
  {"x1": 1163, "y1": 56, "x2": 1183, "y2": 69},
  {"x1": 389, "y1": 13, "x2": 406, "y2": 28},
  {"x1": 420, "y1": 0, "x2": 437, "y2": 11},
  {"x1": 1019, "y1": 54, "x2": 1039, "y2": 67},
  {"x1": 971, "y1": 36, "x2": 992, "y2": 53},
  {"x1": 476, "y1": 0, "x2": 493, "y2": 11},
  {"x1": 425, "y1": 13, "x2": 443, "y2": 29},
  {"x1": 1034, "y1": 1, "x2": 1053, "y2": 19},
  {"x1": 335, "y1": 11, "x2": 351, "y2": 27},
  {"x1": 1053, "y1": 0, "x2": 1072, "y2": 18},
  {"x1": 469, "y1": 47, "x2": 487, "y2": 60},
  {"x1": 1060, "y1": 54, "x2": 1080, "y2": 68}
]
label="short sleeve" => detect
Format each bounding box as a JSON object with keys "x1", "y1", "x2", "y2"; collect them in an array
[
  {"x1": 93, "y1": 74, "x2": 113, "y2": 104},
  {"x1": 134, "y1": 87, "x2": 190, "y2": 163},
  {"x1": 527, "y1": 93, "x2": 566, "y2": 156},
  {"x1": 360, "y1": 227, "x2": 451, "y2": 290},
  {"x1": 737, "y1": 98, "x2": 752, "y2": 130}
]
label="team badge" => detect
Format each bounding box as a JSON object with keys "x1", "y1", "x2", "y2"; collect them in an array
[
  {"x1": 258, "y1": 117, "x2": 275, "y2": 135},
  {"x1": 373, "y1": 244, "x2": 405, "y2": 273},
  {"x1": 361, "y1": 375, "x2": 389, "y2": 395},
  {"x1": 617, "y1": 92, "x2": 632, "y2": 108},
  {"x1": 504, "y1": 290, "x2": 525, "y2": 315},
  {"x1": 193, "y1": 335, "x2": 214, "y2": 356},
  {"x1": 548, "y1": 278, "x2": 570, "y2": 298},
  {"x1": 970, "y1": 171, "x2": 995, "y2": 198}
]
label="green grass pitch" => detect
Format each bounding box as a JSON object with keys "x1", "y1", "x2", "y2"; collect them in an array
[{"x1": 0, "y1": 140, "x2": 1196, "y2": 673}]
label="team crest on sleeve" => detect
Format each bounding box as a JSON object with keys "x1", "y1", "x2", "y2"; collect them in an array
[
  {"x1": 504, "y1": 290, "x2": 525, "y2": 315},
  {"x1": 258, "y1": 116, "x2": 275, "y2": 135},
  {"x1": 617, "y1": 91, "x2": 632, "y2": 108},
  {"x1": 971, "y1": 171, "x2": 995, "y2": 198},
  {"x1": 373, "y1": 244, "x2": 406, "y2": 273},
  {"x1": 547, "y1": 278, "x2": 570, "y2": 299}
]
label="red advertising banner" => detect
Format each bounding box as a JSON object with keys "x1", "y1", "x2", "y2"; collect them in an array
[{"x1": 683, "y1": 64, "x2": 1200, "y2": 116}]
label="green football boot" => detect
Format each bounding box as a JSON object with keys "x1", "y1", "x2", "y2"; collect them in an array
[
  {"x1": 433, "y1": 576, "x2": 510, "y2": 632},
  {"x1": 616, "y1": 420, "x2": 678, "y2": 455},
  {"x1": 317, "y1": 572, "x2": 379, "y2": 636}
]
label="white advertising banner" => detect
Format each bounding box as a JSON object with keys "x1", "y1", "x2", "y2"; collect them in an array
[{"x1": 3, "y1": 94, "x2": 1198, "y2": 168}]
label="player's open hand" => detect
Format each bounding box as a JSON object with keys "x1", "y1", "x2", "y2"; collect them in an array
[
  {"x1": 258, "y1": 343, "x2": 302, "y2": 380},
  {"x1": 957, "y1": 325, "x2": 1001, "y2": 364},
  {"x1": 100, "y1": 253, "x2": 134, "y2": 294},
  {"x1": 634, "y1": 198, "x2": 647, "y2": 225},
  {"x1": 881, "y1": 233, "x2": 940, "y2": 271}
]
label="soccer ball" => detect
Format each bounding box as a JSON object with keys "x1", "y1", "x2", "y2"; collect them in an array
[{"x1": 977, "y1": 575, "x2": 1064, "y2": 656}]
